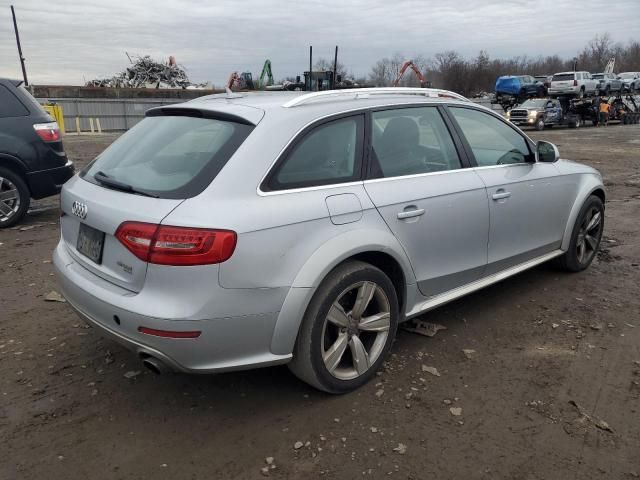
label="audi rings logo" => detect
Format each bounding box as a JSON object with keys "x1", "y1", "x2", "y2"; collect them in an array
[{"x1": 71, "y1": 201, "x2": 88, "y2": 219}]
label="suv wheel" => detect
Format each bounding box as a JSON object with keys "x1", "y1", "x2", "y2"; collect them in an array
[
  {"x1": 557, "y1": 195, "x2": 604, "y2": 272},
  {"x1": 289, "y1": 261, "x2": 399, "y2": 393},
  {"x1": 578, "y1": 88, "x2": 585, "y2": 99},
  {"x1": 534, "y1": 118, "x2": 545, "y2": 131},
  {"x1": 0, "y1": 167, "x2": 30, "y2": 228}
]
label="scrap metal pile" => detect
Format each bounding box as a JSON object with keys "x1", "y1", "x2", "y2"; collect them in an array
[{"x1": 86, "y1": 55, "x2": 207, "y2": 89}]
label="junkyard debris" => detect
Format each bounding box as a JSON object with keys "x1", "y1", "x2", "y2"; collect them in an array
[
  {"x1": 421, "y1": 365, "x2": 441, "y2": 376},
  {"x1": 392, "y1": 443, "x2": 407, "y2": 454},
  {"x1": 86, "y1": 55, "x2": 208, "y2": 89},
  {"x1": 44, "y1": 291, "x2": 66, "y2": 303},
  {"x1": 402, "y1": 320, "x2": 447, "y2": 337}
]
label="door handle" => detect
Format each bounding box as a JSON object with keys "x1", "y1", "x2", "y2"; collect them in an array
[
  {"x1": 492, "y1": 190, "x2": 511, "y2": 200},
  {"x1": 397, "y1": 208, "x2": 425, "y2": 219}
]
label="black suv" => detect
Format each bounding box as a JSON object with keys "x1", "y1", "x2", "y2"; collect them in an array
[{"x1": 0, "y1": 79, "x2": 74, "y2": 227}]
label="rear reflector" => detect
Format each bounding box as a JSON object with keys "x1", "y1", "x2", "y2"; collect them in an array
[
  {"x1": 33, "y1": 121, "x2": 61, "y2": 142},
  {"x1": 115, "y1": 222, "x2": 237, "y2": 266},
  {"x1": 138, "y1": 326, "x2": 201, "y2": 338}
]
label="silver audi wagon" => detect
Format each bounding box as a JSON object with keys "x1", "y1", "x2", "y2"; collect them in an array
[{"x1": 54, "y1": 88, "x2": 605, "y2": 393}]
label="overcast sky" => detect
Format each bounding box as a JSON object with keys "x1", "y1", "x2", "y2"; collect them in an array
[{"x1": 1, "y1": 0, "x2": 638, "y2": 86}]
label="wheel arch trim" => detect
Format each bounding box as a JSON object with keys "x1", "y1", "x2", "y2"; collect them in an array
[
  {"x1": 561, "y1": 180, "x2": 606, "y2": 251},
  {"x1": 269, "y1": 228, "x2": 416, "y2": 355}
]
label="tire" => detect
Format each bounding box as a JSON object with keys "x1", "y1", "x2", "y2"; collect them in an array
[
  {"x1": 0, "y1": 167, "x2": 30, "y2": 229},
  {"x1": 288, "y1": 261, "x2": 399, "y2": 393},
  {"x1": 578, "y1": 88, "x2": 585, "y2": 99},
  {"x1": 557, "y1": 195, "x2": 604, "y2": 272},
  {"x1": 534, "y1": 117, "x2": 545, "y2": 131}
]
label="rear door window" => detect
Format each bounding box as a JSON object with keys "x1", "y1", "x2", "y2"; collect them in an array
[
  {"x1": 82, "y1": 115, "x2": 253, "y2": 199},
  {"x1": 449, "y1": 107, "x2": 532, "y2": 166},
  {"x1": 265, "y1": 115, "x2": 364, "y2": 191},
  {"x1": 0, "y1": 85, "x2": 29, "y2": 118},
  {"x1": 370, "y1": 107, "x2": 461, "y2": 178},
  {"x1": 553, "y1": 73, "x2": 574, "y2": 81}
]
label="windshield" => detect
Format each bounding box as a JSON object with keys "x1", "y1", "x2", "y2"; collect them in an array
[
  {"x1": 82, "y1": 115, "x2": 253, "y2": 199},
  {"x1": 592, "y1": 74, "x2": 604, "y2": 79},
  {"x1": 552, "y1": 73, "x2": 575, "y2": 81},
  {"x1": 519, "y1": 99, "x2": 548, "y2": 108},
  {"x1": 619, "y1": 73, "x2": 636, "y2": 79}
]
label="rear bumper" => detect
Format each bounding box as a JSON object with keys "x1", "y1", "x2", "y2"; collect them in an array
[
  {"x1": 549, "y1": 86, "x2": 579, "y2": 95},
  {"x1": 53, "y1": 239, "x2": 292, "y2": 373},
  {"x1": 27, "y1": 160, "x2": 74, "y2": 199}
]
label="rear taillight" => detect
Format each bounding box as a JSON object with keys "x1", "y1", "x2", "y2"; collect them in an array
[
  {"x1": 115, "y1": 222, "x2": 237, "y2": 266},
  {"x1": 33, "y1": 121, "x2": 61, "y2": 142},
  {"x1": 573, "y1": 79, "x2": 578, "y2": 86}
]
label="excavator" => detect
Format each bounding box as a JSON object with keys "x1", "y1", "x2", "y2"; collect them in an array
[
  {"x1": 228, "y1": 60, "x2": 274, "y2": 91},
  {"x1": 393, "y1": 60, "x2": 430, "y2": 88}
]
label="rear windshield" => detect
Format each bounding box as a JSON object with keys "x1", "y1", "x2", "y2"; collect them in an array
[
  {"x1": 82, "y1": 115, "x2": 253, "y2": 199},
  {"x1": 552, "y1": 73, "x2": 575, "y2": 81},
  {"x1": 519, "y1": 99, "x2": 548, "y2": 108}
]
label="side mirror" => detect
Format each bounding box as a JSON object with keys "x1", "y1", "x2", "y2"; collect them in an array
[{"x1": 536, "y1": 141, "x2": 560, "y2": 163}]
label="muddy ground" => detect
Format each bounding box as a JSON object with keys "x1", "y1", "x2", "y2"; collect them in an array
[{"x1": 1, "y1": 125, "x2": 639, "y2": 480}]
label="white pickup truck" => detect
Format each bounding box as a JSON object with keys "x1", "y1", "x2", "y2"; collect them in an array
[{"x1": 548, "y1": 71, "x2": 598, "y2": 98}]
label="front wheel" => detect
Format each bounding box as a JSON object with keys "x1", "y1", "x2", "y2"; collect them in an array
[
  {"x1": 534, "y1": 118, "x2": 545, "y2": 131},
  {"x1": 289, "y1": 261, "x2": 399, "y2": 393},
  {"x1": 557, "y1": 195, "x2": 604, "y2": 272}
]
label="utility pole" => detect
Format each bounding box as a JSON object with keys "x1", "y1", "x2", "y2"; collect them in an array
[
  {"x1": 11, "y1": 5, "x2": 29, "y2": 86},
  {"x1": 332, "y1": 45, "x2": 338, "y2": 89}
]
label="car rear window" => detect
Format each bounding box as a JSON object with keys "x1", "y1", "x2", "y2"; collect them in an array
[
  {"x1": 0, "y1": 84, "x2": 29, "y2": 118},
  {"x1": 82, "y1": 115, "x2": 253, "y2": 199},
  {"x1": 552, "y1": 73, "x2": 575, "y2": 81}
]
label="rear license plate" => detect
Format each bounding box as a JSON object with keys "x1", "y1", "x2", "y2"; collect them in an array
[{"x1": 77, "y1": 223, "x2": 105, "y2": 264}]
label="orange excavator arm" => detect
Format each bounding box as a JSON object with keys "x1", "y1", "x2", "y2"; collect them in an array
[{"x1": 393, "y1": 60, "x2": 427, "y2": 87}]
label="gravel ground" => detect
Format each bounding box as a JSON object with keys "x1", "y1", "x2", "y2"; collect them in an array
[{"x1": 1, "y1": 125, "x2": 639, "y2": 480}]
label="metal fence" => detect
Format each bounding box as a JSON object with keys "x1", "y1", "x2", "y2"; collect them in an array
[
  {"x1": 36, "y1": 96, "x2": 504, "y2": 133},
  {"x1": 36, "y1": 98, "x2": 183, "y2": 132}
]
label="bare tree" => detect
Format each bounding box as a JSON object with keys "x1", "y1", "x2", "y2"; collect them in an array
[{"x1": 367, "y1": 34, "x2": 640, "y2": 95}]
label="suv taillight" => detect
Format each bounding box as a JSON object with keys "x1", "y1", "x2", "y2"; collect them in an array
[
  {"x1": 33, "y1": 121, "x2": 61, "y2": 142},
  {"x1": 115, "y1": 222, "x2": 237, "y2": 266},
  {"x1": 573, "y1": 79, "x2": 578, "y2": 87}
]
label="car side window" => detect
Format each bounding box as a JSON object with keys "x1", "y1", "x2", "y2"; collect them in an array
[
  {"x1": 370, "y1": 107, "x2": 462, "y2": 179},
  {"x1": 0, "y1": 85, "x2": 29, "y2": 118},
  {"x1": 267, "y1": 115, "x2": 363, "y2": 190},
  {"x1": 449, "y1": 107, "x2": 532, "y2": 166}
]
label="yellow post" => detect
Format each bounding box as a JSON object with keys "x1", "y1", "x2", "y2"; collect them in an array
[{"x1": 41, "y1": 104, "x2": 65, "y2": 134}]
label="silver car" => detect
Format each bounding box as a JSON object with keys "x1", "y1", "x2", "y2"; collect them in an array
[{"x1": 54, "y1": 88, "x2": 605, "y2": 393}]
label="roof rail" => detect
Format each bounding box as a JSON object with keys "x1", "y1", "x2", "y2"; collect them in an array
[{"x1": 282, "y1": 87, "x2": 469, "y2": 108}]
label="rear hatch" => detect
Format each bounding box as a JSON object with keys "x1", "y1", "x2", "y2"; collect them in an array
[
  {"x1": 551, "y1": 73, "x2": 575, "y2": 88},
  {"x1": 60, "y1": 107, "x2": 256, "y2": 292}
]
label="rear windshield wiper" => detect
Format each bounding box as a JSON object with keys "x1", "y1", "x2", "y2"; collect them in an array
[{"x1": 93, "y1": 171, "x2": 159, "y2": 198}]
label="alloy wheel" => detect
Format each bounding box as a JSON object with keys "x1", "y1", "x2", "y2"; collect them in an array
[
  {"x1": 321, "y1": 281, "x2": 391, "y2": 380},
  {"x1": 576, "y1": 207, "x2": 602, "y2": 265},
  {"x1": 0, "y1": 176, "x2": 20, "y2": 224}
]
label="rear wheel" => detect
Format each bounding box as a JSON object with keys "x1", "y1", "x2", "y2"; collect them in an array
[
  {"x1": 557, "y1": 195, "x2": 604, "y2": 272},
  {"x1": 289, "y1": 261, "x2": 399, "y2": 393},
  {"x1": 0, "y1": 167, "x2": 30, "y2": 229}
]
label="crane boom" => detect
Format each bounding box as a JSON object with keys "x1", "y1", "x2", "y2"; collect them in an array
[
  {"x1": 393, "y1": 60, "x2": 427, "y2": 88},
  {"x1": 258, "y1": 60, "x2": 274, "y2": 88}
]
